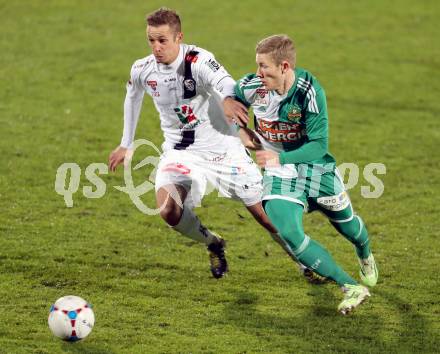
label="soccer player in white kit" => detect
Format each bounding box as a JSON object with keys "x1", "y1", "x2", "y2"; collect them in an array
[{"x1": 108, "y1": 8, "x2": 280, "y2": 279}]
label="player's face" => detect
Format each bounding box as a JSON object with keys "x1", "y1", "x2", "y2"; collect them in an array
[
  {"x1": 147, "y1": 25, "x2": 182, "y2": 64},
  {"x1": 256, "y1": 53, "x2": 284, "y2": 91}
]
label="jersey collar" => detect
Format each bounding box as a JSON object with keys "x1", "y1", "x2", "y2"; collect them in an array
[
  {"x1": 274, "y1": 69, "x2": 299, "y2": 102},
  {"x1": 156, "y1": 44, "x2": 184, "y2": 74},
  {"x1": 269, "y1": 69, "x2": 298, "y2": 100}
]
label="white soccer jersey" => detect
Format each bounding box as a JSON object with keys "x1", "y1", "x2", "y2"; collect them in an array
[{"x1": 120, "y1": 44, "x2": 239, "y2": 152}]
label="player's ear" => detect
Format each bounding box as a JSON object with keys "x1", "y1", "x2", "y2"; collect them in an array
[
  {"x1": 175, "y1": 31, "x2": 183, "y2": 42},
  {"x1": 281, "y1": 60, "x2": 290, "y2": 73}
]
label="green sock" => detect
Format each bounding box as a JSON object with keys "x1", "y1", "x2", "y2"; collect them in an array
[
  {"x1": 332, "y1": 215, "x2": 371, "y2": 259},
  {"x1": 264, "y1": 199, "x2": 357, "y2": 287},
  {"x1": 296, "y1": 236, "x2": 357, "y2": 286}
]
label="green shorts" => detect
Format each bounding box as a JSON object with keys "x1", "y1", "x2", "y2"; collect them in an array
[{"x1": 262, "y1": 169, "x2": 354, "y2": 222}]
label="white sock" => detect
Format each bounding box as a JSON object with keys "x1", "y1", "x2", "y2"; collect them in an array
[{"x1": 172, "y1": 207, "x2": 220, "y2": 245}]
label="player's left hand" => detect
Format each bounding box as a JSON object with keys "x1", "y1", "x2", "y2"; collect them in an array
[{"x1": 256, "y1": 150, "x2": 280, "y2": 168}]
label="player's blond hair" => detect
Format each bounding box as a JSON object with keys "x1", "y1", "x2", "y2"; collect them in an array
[
  {"x1": 146, "y1": 7, "x2": 182, "y2": 35},
  {"x1": 256, "y1": 34, "x2": 296, "y2": 68}
]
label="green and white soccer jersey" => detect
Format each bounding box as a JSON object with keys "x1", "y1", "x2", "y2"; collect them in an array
[
  {"x1": 235, "y1": 68, "x2": 349, "y2": 214},
  {"x1": 235, "y1": 68, "x2": 335, "y2": 165}
]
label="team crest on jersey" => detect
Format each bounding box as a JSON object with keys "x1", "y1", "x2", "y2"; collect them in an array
[
  {"x1": 287, "y1": 104, "x2": 302, "y2": 122},
  {"x1": 146, "y1": 80, "x2": 157, "y2": 91},
  {"x1": 183, "y1": 79, "x2": 195, "y2": 92}
]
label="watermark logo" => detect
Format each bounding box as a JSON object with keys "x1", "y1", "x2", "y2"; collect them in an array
[
  {"x1": 113, "y1": 139, "x2": 162, "y2": 215},
  {"x1": 55, "y1": 139, "x2": 386, "y2": 215},
  {"x1": 54, "y1": 162, "x2": 107, "y2": 207}
]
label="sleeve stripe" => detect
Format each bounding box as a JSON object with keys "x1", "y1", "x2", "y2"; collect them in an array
[
  {"x1": 298, "y1": 79, "x2": 318, "y2": 113},
  {"x1": 298, "y1": 78, "x2": 319, "y2": 114},
  {"x1": 216, "y1": 75, "x2": 233, "y2": 85},
  {"x1": 239, "y1": 77, "x2": 251, "y2": 88},
  {"x1": 239, "y1": 77, "x2": 261, "y2": 88}
]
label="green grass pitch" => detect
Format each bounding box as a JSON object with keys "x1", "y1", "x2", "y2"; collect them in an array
[{"x1": 1, "y1": 0, "x2": 439, "y2": 353}]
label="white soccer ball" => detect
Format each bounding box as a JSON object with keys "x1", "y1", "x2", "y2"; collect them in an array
[{"x1": 48, "y1": 295, "x2": 95, "y2": 341}]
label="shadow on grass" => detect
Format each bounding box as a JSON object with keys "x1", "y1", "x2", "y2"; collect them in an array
[
  {"x1": 224, "y1": 285, "x2": 434, "y2": 352},
  {"x1": 374, "y1": 288, "x2": 438, "y2": 352},
  {"x1": 60, "y1": 342, "x2": 116, "y2": 354}
]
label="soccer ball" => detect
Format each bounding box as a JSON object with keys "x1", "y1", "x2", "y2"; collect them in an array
[{"x1": 48, "y1": 295, "x2": 95, "y2": 341}]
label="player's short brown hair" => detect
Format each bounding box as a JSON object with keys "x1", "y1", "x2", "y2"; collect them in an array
[
  {"x1": 256, "y1": 34, "x2": 296, "y2": 68},
  {"x1": 146, "y1": 7, "x2": 181, "y2": 34}
]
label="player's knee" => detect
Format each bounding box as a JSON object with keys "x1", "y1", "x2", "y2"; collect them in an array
[
  {"x1": 279, "y1": 227, "x2": 305, "y2": 251},
  {"x1": 264, "y1": 200, "x2": 305, "y2": 249},
  {"x1": 272, "y1": 219, "x2": 305, "y2": 250},
  {"x1": 159, "y1": 203, "x2": 183, "y2": 226}
]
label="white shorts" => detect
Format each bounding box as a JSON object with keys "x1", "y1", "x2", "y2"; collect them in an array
[{"x1": 155, "y1": 145, "x2": 263, "y2": 208}]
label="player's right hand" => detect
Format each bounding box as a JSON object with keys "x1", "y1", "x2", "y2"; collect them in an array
[
  {"x1": 223, "y1": 97, "x2": 249, "y2": 127},
  {"x1": 108, "y1": 146, "x2": 127, "y2": 172}
]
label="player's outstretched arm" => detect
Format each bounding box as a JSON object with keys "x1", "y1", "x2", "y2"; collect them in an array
[{"x1": 112, "y1": 60, "x2": 145, "y2": 173}]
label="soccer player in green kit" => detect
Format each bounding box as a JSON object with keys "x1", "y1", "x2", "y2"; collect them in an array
[{"x1": 229, "y1": 34, "x2": 378, "y2": 314}]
